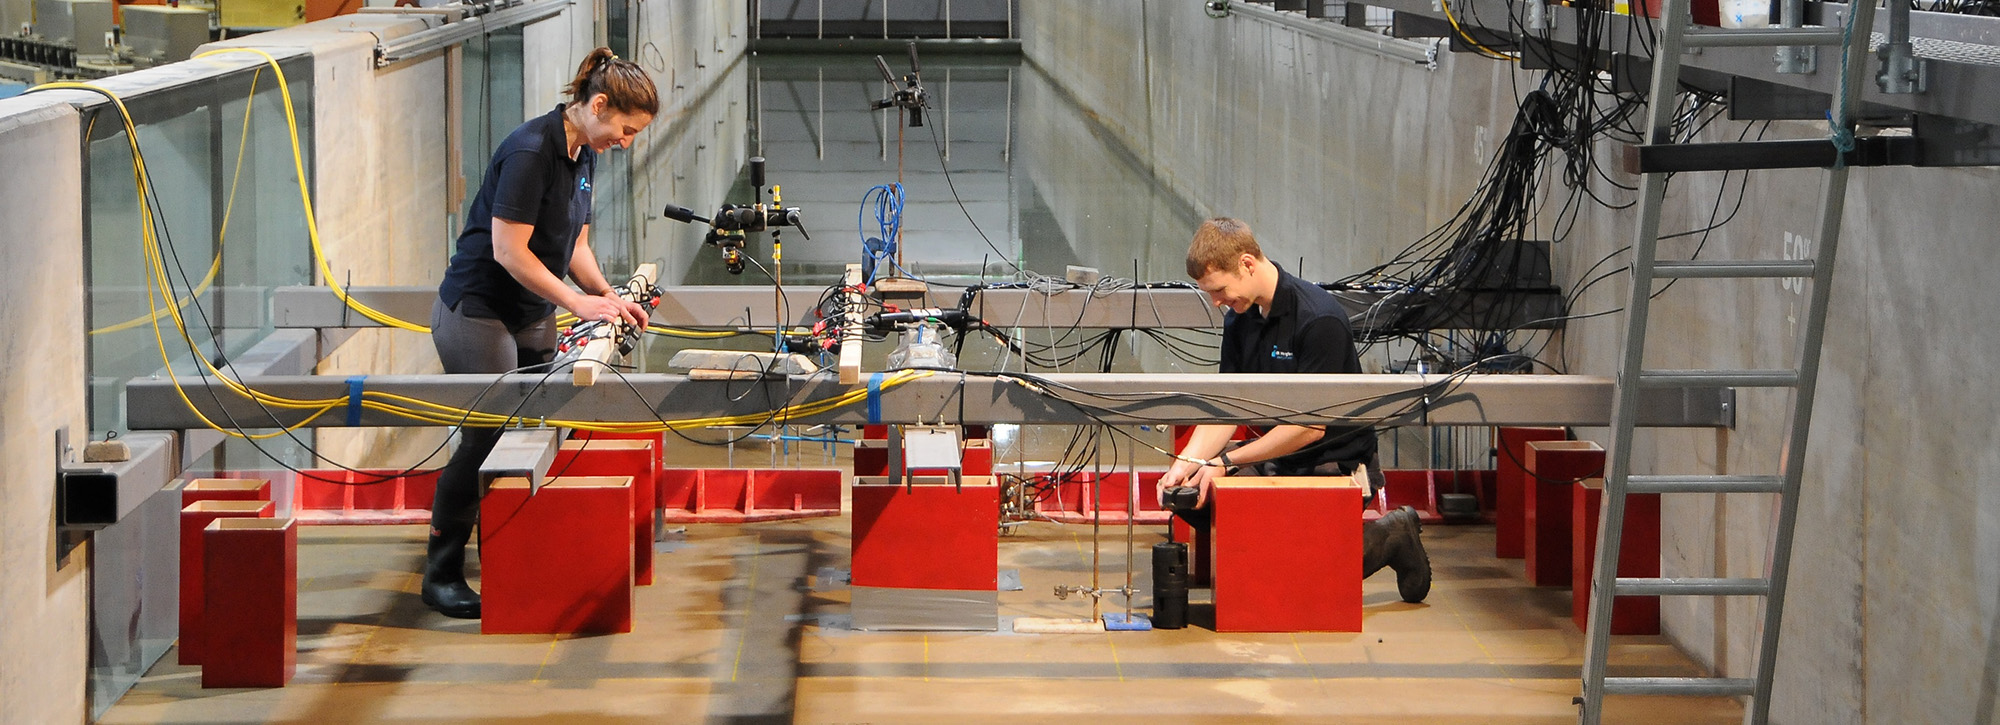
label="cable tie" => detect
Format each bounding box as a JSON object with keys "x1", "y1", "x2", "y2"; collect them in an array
[
  {"x1": 867, "y1": 373, "x2": 884, "y2": 425},
  {"x1": 345, "y1": 375, "x2": 366, "y2": 426}
]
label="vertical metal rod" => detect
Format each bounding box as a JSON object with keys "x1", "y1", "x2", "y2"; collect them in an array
[
  {"x1": 1750, "y1": 4, "x2": 1873, "y2": 722},
  {"x1": 1580, "y1": 0, "x2": 1691, "y2": 717},
  {"x1": 817, "y1": 67, "x2": 825, "y2": 160},
  {"x1": 944, "y1": 67, "x2": 952, "y2": 162},
  {"x1": 946, "y1": 0, "x2": 952, "y2": 38},
  {"x1": 1003, "y1": 67, "x2": 1013, "y2": 163},
  {"x1": 1125, "y1": 427, "x2": 1136, "y2": 621},
  {"x1": 1092, "y1": 426, "x2": 1103, "y2": 623},
  {"x1": 818, "y1": 0, "x2": 824, "y2": 39},
  {"x1": 882, "y1": 0, "x2": 889, "y2": 39}
]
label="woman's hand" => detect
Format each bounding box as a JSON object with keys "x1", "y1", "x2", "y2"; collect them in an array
[{"x1": 567, "y1": 290, "x2": 648, "y2": 329}]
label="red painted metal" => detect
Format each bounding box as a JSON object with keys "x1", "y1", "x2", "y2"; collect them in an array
[
  {"x1": 181, "y1": 478, "x2": 271, "y2": 506},
  {"x1": 480, "y1": 476, "x2": 634, "y2": 634},
  {"x1": 1574, "y1": 478, "x2": 1662, "y2": 634},
  {"x1": 1212, "y1": 477, "x2": 1364, "y2": 632},
  {"x1": 656, "y1": 468, "x2": 843, "y2": 523},
  {"x1": 553, "y1": 440, "x2": 658, "y2": 586},
  {"x1": 201, "y1": 517, "x2": 297, "y2": 688},
  {"x1": 1030, "y1": 470, "x2": 1174, "y2": 525},
  {"x1": 850, "y1": 476, "x2": 998, "y2": 591},
  {"x1": 179, "y1": 499, "x2": 273, "y2": 665},
  {"x1": 291, "y1": 468, "x2": 441, "y2": 525},
  {"x1": 1524, "y1": 440, "x2": 1604, "y2": 587},
  {"x1": 570, "y1": 430, "x2": 666, "y2": 508},
  {"x1": 1496, "y1": 427, "x2": 1568, "y2": 558}
]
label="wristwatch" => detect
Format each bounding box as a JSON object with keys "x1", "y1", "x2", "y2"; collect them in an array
[{"x1": 1216, "y1": 451, "x2": 1233, "y2": 468}]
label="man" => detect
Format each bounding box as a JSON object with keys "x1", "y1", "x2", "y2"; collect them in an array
[{"x1": 1157, "y1": 217, "x2": 1432, "y2": 603}]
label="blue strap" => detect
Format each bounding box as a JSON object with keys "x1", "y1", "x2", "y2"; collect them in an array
[
  {"x1": 345, "y1": 376, "x2": 366, "y2": 426},
  {"x1": 866, "y1": 373, "x2": 884, "y2": 425}
]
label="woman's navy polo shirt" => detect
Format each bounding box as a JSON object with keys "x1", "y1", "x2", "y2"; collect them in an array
[
  {"x1": 439, "y1": 104, "x2": 596, "y2": 331},
  {"x1": 1219, "y1": 264, "x2": 1378, "y2": 471}
]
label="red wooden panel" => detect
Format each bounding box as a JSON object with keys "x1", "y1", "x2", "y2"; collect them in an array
[
  {"x1": 659, "y1": 469, "x2": 701, "y2": 511},
  {"x1": 1496, "y1": 427, "x2": 1567, "y2": 559},
  {"x1": 750, "y1": 469, "x2": 843, "y2": 512},
  {"x1": 850, "y1": 477, "x2": 998, "y2": 591},
  {"x1": 1212, "y1": 477, "x2": 1363, "y2": 632},
  {"x1": 1574, "y1": 480, "x2": 1662, "y2": 634},
  {"x1": 555, "y1": 440, "x2": 659, "y2": 586},
  {"x1": 480, "y1": 477, "x2": 633, "y2": 634},
  {"x1": 201, "y1": 518, "x2": 296, "y2": 688},
  {"x1": 1524, "y1": 440, "x2": 1604, "y2": 587},
  {"x1": 180, "y1": 478, "x2": 271, "y2": 506},
  {"x1": 572, "y1": 430, "x2": 666, "y2": 508},
  {"x1": 179, "y1": 500, "x2": 272, "y2": 665}
]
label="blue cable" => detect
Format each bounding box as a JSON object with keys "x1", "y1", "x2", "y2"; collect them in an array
[{"x1": 859, "y1": 183, "x2": 904, "y2": 285}]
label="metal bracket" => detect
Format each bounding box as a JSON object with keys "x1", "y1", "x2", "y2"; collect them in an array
[{"x1": 1876, "y1": 43, "x2": 1928, "y2": 94}]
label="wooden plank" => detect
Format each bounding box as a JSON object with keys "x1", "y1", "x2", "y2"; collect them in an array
[{"x1": 840, "y1": 264, "x2": 864, "y2": 385}]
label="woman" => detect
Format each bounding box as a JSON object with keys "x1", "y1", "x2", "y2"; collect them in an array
[{"x1": 424, "y1": 48, "x2": 657, "y2": 619}]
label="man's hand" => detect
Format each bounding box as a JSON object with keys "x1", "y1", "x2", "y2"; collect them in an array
[{"x1": 1158, "y1": 457, "x2": 1224, "y2": 510}]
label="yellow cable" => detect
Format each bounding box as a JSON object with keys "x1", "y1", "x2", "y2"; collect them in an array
[
  {"x1": 1440, "y1": 0, "x2": 1520, "y2": 62},
  {"x1": 193, "y1": 48, "x2": 432, "y2": 333},
  {"x1": 40, "y1": 69, "x2": 920, "y2": 439}
]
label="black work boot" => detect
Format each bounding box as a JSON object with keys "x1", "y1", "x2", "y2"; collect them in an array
[
  {"x1": 1362, "y1": 506, "x2": 1432, "y2": 603},
  {"x1": 420, "y1": 528, "x2": 481, "y2": 619}
]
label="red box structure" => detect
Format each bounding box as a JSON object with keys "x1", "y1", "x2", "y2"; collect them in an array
[
  {"x1": 571, "y1": 429, "x2": 666, "y2": 505},
  {"x1": 292, "y1": 468, "x2": 440, "y2": 525},
  {"x1": 1212, "y1": 476, "x2": 1364, "y2": 632},
  {"x1": 553, "y1": 439, "x2": 658, "y2": 586},
  {"x1": 1524, "y1": 440, "x2": 1604, "y2": 587},
  {"x1": 1496, "y1": 427, "x2": 1567, "y2": 558},
  {"x1": 656, "y1": 468, "x2": 842, "y2": 523},
  {"x1": 1574, "y1": 478, "x2": 1662, "y2": 634},
  {"x1": 179, "y1": 499, "x2": 273, "y2": 665},
  {"x1": 181, "y1": 478, "x2": 272, "y2": 506},
  {"x1": 201, "y1": 517, "x2": 297, "y2": 688},
  {"x1": 850, "y1": 476, "x2": 998, "y2": 591},
  {"x1": 481, "y1": 476, "x2": 634, "y2": 634}
]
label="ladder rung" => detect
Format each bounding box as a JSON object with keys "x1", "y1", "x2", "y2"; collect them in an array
[
  {"x1": 1602, "y1": 677, "x2": 1758, "y2": 697},
  {"x1": 1638, "y1": 370, "x2": 1798, "y2": 388},
  {"x1": 1626, "y1": 475, "x2": 1784, "y2": 494},
  {"x1": 1653, "y1": 260, "x2": 1815, "y2": 279},
  {"x1": 1615, "y1": 577, "x2": 1770, "y2": 596},
  {"x1": 1682, "y1": 27, "x2": 1845, "y2": 48}
]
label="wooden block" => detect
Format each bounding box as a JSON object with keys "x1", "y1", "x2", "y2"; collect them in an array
[
  {"x1": 1524, "y1": 440, "x2": 1604, "y2": 587},
  {"x1": 1574, "y1": 478, "x2": 1661, "y2": 634},
  {"x1": 839, "y1": 265, "x2": 864, "y2": 385},
  {"x1": 480, "y1": 476, "x2": 634, "y2": 634},
  {"x1": 180, "y1": 500, "x2": 273, "y2": 665},
  {"x1": 1211, "y1": 476, "x2": 1363, "y2": 632},
  {"x1": 201, "y1": 517, "x2": 296, "y2": 688},
  {"x1": 555, "y1": 440, "x2": 659, "y2": 586},
  {"x1": 850, "y1": 476, "x2": 998, "y2": 591},
  {"x1": 1496, "y1": 427, "x2": 1567, "y2": 559}
]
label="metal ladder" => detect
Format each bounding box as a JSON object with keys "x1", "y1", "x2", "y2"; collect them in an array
[{"x1": 1576, "y1": 0, "x2": 1880, "y2": 722}]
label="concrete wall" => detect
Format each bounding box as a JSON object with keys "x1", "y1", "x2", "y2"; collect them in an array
[
  {"x1": 1022, "y1": 2, "x2": 2000, "y2": 722},
  {"x1": 0, "y1": 95, "x2": 89, "y2": 725}
]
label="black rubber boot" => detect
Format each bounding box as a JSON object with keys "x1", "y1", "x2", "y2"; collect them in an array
[
  {"x1": 1363, "y1": 506, "x2": 1432, "y2": 603},
  {"x1": 421, "y1": 528, "x2": 481, "y2": 619}
]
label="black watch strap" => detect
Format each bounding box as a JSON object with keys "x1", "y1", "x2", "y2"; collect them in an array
[{"x1": 1217, "y1": 451, "x2": 1233, "y2": 468}]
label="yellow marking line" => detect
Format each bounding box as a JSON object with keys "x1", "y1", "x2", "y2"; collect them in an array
[{"x1": 729, "y1": 535, "x2": 762, "y2": 682}]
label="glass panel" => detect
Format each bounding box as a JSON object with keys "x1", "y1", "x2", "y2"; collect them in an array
[
  {"x1": 83, "y1": 57, "x2": 314, "y2": 436},
  {"x1": 79, "y1": 55, "x2": 315, "y2": 716}
]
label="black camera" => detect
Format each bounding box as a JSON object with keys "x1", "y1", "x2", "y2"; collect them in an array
[
  {"x1": 1162, "y1": 486, "x2": 1201, "y2": 511},
  {"x1": 660, "y1": 158, "x2": 810, "y2": 276}
]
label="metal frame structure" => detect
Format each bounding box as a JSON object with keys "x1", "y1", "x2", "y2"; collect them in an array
[{"x1": 1576, "y1": 0, "x2": 1878, "y2": 721}]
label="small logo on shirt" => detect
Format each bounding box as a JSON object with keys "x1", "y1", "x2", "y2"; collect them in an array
[
  {"x1": 1269, "y1": 347, "x2": 1294, "y2": 361},
  {"x1": 579, "y1": 177, "x2": 592, "y2": 193}
]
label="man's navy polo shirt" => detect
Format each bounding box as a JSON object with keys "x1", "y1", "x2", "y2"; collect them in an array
[
  {"x1": 1219, "y1": 264, "x2": 1378, "y2": 471},
  {"x1": 439, "y1": 104, "x2": 597, "y2": 331}
]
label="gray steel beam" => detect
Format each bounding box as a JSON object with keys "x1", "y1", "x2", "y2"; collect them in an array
[
  {"x1": 270, "y1": 284, "x2": 1564, "y2": 332},
  {"x1": 125, "y1": 372, "x2": 1734, "y2": 429},
  {"x1": 1359, "y1": 0, "x2": 2000, "y2": 129}
]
